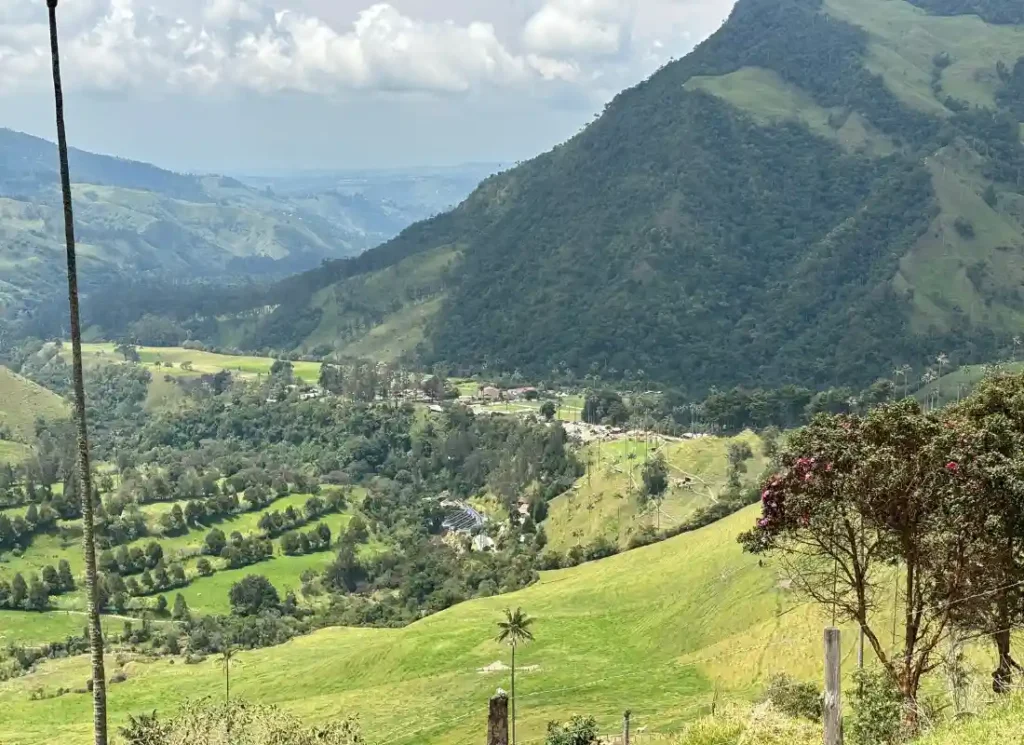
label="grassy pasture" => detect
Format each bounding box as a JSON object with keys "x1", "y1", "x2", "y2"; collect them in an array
[
  {"x1": 0, "y1": 507, "x2": 854, "y2": 745},
  {"x1": 544, "y1": 431, "x2": 765, "y2": 552},
  {"x1": 73, "y1": 343, "x2": 321, "y2": 384}
]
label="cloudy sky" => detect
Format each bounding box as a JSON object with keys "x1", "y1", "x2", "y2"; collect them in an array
[{"x1": 1, "y1": 0, "x2": 734, "y2": 172}]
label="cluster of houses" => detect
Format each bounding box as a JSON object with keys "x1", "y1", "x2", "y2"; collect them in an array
[{"x1": 472, "y1": 386, "x2": 538, "y2": 402}]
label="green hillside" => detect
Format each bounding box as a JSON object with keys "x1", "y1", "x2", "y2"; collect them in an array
[
  {"x1": 0, "y1": 128, "x2": 424, "y2": 319},
  {"x1": 237, "y1": 0, "x2": 1024, "y2": 393},
  {"x1": 0, "y1": 507, "x2": 853, "y2": 745},
  {"x1": 0, "y1": 365, "x2": 68, "y2": 442},
  {"x1": 545, "y1": 431, "x2": 765, "y2": 551}
]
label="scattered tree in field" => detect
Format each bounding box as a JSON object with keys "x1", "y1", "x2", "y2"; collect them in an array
[
  {"x1": 58, "y1": 559, "x2": 75, "y2": 592},
  {"x1": 270, "y1": 360, "x2": 293, "y2": 383},
  {"x1": 171, "y1": 593, "x2": 190, "y2": 622},
  {"x1": 496, "y1": 607, "x2": 534, "y2": 745},
  {"x1": 115, "y1": 343, "x2": 140, "y2": 363},
  {"x1": 726, "y1": 440, "x2": 753, "y2": 488},
  {"x1": 230, "y1": 574, "x2": 280, "y2": 616},
  {"x1": 641, "y1": 454, "x2": 668, "y2": 500},
  {"x1": 204, "y1": 528, "x2": 227, "y2": 556},
  {"x1": 196, "y1": 558, "x2": 214, "y2": 577},
  {"x1": 540, "y1": 401, "x2": 557, "y2": 421}
]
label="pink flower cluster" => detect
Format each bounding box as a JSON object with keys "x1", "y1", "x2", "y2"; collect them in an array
[{"x1": 755, "y1": 455, "x2": 834, "y2": 534}]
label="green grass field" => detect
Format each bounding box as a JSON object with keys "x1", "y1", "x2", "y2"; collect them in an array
[
  {"x1": 0, "y1": 440, "x2": 30, "y2": 465},
  {"x1": 73, "y1": 344, "x2": 322, "y2": 384},
  {"x1": 0, "y1": 365, "x2": 69, "y2": 442},
  {"x1": 0, "y1": 506, "x2": 855, "y2": 745},
  {"x1": 0, "y1": 611, "x2": 123, "y2": 648},
  {"x1": 686, "y1": 67, "x2": 895, "y2": 158},
  {"x1": 545, "y1": 431, "x2": 765, "y2": 552}
]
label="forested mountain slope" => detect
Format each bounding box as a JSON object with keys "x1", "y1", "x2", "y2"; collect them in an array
[
  {"x1": 0, "y1": 129, "x2": 450, "y2": 319},
  {"x1": 238, "y1": 0, "x2": 1024, "y2": 393}
]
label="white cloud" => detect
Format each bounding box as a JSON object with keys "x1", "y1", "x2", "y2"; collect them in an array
[
  {"x1": 523, "y1": 0, "x2": 632, "y2": 60},
  {"x1": 0, "y1": 0, "x2": 736, "y2": 97}
]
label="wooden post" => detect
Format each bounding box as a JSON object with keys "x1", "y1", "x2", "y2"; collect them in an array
[
  {"x1": 488, "y1": 691, "x2": 509, "y2": 745},
  {"x1": 622, "y1": 710, "x2": 631, "y2": 745},
  {"x1": 824, "y1": 628, "x2": 843, "y2": 745}
]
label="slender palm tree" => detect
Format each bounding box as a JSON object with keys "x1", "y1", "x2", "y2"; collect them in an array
[
  {"x1": 496, "y1": 608, "x2": 534, "y2": 745},
  {"x1": 221, "y1": 645, "x2": 238, "y2": 703},
  {"x1": 46, "y1": 2, "x2": 107, "y2": 743}
]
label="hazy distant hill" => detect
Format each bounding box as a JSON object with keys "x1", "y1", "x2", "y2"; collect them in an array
[
  {"x1": 0, "y1": 129, "x2": 489, "y2": 321},
  {"x1": 231, "y1": 0, "x2": 1024, "y2": 393}
]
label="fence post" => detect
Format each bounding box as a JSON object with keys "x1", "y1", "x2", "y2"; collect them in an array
[
  {"x1": 824, "y1": 627, "x2": 843, "y2": 745},
  {"x1": 622, "y1": 710, "x2": 631, "y2": 745},
  {"x1": 488, "y1": 690, "x2": 509, "y2": 745}
]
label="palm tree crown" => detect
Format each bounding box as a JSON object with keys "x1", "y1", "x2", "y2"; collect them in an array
[{"x1": 496, "y1": 607, "x2": 535, "y2": 647}]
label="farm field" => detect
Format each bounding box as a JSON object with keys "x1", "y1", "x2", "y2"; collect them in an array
[
  {"x1": 72, "y1": 343, "x2": 322, "y2": 383},
  {"x1": 544, "y1": 431, "x2": 765, "y2": 552},
  {"x1": 0, "y1": 506, "x2": 858, "y2": 745}
]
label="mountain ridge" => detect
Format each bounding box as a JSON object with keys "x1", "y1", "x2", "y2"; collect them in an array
[{"x1": 218, "y1": 0, "x2": 1024, "y2": 393}]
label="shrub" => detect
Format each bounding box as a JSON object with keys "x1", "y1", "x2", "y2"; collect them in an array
[
  {"x1": 674, "y1": 704, "x2": 818, "y2": 745},
  {"x1": 545, "y1": 715, "x2": 599, "y2": 745},
  {"x1": 118, "y1": 699, "x2": 363, "y2": 745},
  {"x1": 953, "y1": 217, "x2": 975, "y2": 239},
  {"x1": 760, "y1": 673, "x2": 822, "y2": 720},
  {"x1": 850, "y1": 669, "x2": 904, "y2": 745}
]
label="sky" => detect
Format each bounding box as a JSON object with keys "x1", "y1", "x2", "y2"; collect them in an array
[{"x1": 1, "y1": 0, "x2": 735, "y2": 172}]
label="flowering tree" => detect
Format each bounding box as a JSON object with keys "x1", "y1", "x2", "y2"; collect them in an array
[
  {"x1": 943, "y1": 374, "x2": 1024, "y2": 692},
  {"x1": 740, "y1": 400, "x2": 991, "y2": 710}
]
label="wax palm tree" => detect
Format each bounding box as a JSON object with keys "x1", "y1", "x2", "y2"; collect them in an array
[
  {"x1": 46, "y1": 2, "x2": 107, "y2": 743},
  {"x1": 496, "y1": 608, "x2": 534, "y2": 745},
  {"x1": 221, "y1": 645, "x2": 238, "y2": 703}
]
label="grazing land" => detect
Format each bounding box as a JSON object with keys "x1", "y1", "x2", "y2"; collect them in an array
[
  {"x1": 545, "y1": 431, "x2": 765, "y2": 551},
  {"x1": 0, "y1": 507, "x2": 849, "y2": 745},
  {"x1": 72, "y1": 343, "x2": 322, "y2": 383},
  {"x1": 0, "y1": 365, "x2": 69, "y2": 440}
]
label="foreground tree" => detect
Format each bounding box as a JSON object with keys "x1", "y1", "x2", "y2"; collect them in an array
[
  {"x1": 46, "y1": 1, "x2": 107, "y2": 742},
  {"x1": 741, "y1": 401, "x2": 994, "y2": 716},
  {"x1": 496, "y1": 607, "x2": 534, "y2": 745},
  {"x1": 944, "y1": 374, "x2": 1024, "y2": 692}
]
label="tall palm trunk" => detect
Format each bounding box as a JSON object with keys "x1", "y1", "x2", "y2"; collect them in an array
[
  {"x1": 511, "y1": 643, "x2": 516, "y2": 745},
  {"x1": 46, "y1": 3, "x2": 108, "y2": 743}
]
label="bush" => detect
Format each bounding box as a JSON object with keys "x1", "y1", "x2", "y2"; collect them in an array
[
  {"x1": 118, "y1": 699, "x2": 363, "y2": 745},
  {"x1": 545, "y1": 715, "x2": 599, "y2": 745},
  {"x1": 850, "y1": 669, "x2": 904, "y2": 745},
  {"x1": 953, "y1": 217, "x2": 975, "y2": 239},
  {"x1": 761, "y1": 673, "x2": 822, "y2": 721},
  {"x1": 674, "y1": 704, "x2": 818, "y2": 745},
  {"x1": 229, "y1": 575, "x2": 280, "y2": 616}
]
